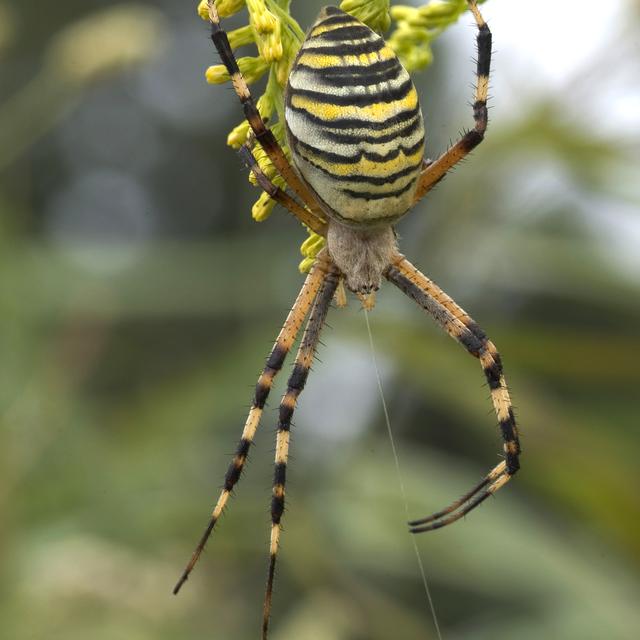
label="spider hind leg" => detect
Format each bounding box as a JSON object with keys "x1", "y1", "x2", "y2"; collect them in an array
[
  {"x1": 262, "y1": 265, "x2": 340, "y2": 639},
  {"x1": 385, "y1": 256, "x2": 520, "y2": 533},
  {"x1": 408, "y1": 461, "x2": 509, "y2": 532},
  {"x1": 172, "y1": 255, "x2": 331, "y2": 595}
]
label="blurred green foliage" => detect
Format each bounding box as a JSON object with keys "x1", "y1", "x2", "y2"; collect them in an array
[{"x1": 1, "y1": 1, "x2": 639, "y2": 639}]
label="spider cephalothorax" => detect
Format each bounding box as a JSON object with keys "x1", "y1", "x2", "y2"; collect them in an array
[{"x1": 175, "y1": 3, "x2": 521, "y2": 638}]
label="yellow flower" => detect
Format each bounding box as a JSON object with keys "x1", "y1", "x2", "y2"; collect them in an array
[
  {"x1": 247, "y1": 0, "x2": 283, "y2": 63},
  {"x1": 299, "y1": 232, "x2": 326, "y2": 272}
]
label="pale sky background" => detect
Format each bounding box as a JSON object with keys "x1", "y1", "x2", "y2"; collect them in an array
[
  {"x1": 464, "y1": 0, "x2": 640, "y2": 273},
  {"x1": 482, "y1": 0, "x2": 639, "y2": 133}
]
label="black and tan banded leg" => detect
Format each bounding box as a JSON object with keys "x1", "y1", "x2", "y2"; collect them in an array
[
  {"x1": 385, "y1": 256, "x2": 520, "y2": 532},
  {"x1": 238, "y1": 143, "x2": 328, "y2": 236},
  {"x1": 173, "y1": 253, "x2": 332, "y2": 595},
  {"x1": 413, "y1": 0, "x2": 491, "y2": 203},
  {"x1": 206, "y1": 1, "x2": 326, "y2": 227},
  {"x1": 262, "y1": 265, "x2": 340, "y2": 639}
]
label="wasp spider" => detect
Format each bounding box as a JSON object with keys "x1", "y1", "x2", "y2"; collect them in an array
[{"x1": 175, "y1": 1, "x2": 521, "y2": 636}]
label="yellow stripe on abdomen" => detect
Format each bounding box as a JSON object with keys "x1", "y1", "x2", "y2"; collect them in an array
[
  {"x1": 289, "y1": 89, "x2": 418, "y2": 124},
  {"x1": 296, "y1": 46, "x2": 396, "y2": 70}
]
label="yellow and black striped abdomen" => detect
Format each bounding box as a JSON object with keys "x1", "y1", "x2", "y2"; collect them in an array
[{"x1": 285, "y1": 6, "x2": 425, "y2": 226}]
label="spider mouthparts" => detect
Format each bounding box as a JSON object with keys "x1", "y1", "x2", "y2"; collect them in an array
[{"x1": 357, "y1": 291, "x2": 376, "y2": 311}]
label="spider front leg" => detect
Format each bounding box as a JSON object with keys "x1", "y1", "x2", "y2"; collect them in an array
[
  {"x1": 385, "y1": 257, "x2": 520, "y2": 532},
  {"x1": 413, "y1": 0, "x2": 491, "y2": 203},
  {"x1": 205, "y1": 1, "x2": 326, "y2": 225},
  {"x1": 238, "y1": 144, "x2": 327, "y2": 236},
  {"x1": 173, "y1": 253, "x2": 331, "y2": 594},
  {"x1": 262, "y1": 265, "x2": 339, "y2": 639}
]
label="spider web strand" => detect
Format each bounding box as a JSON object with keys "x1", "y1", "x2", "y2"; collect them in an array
[{"x1": 363, "y1": 309, "x2": 443, "y2": 640}]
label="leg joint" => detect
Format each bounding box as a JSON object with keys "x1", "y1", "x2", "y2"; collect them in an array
[
  {"x1": 266, "y1": 344, "x2": 288, "y2": 372},
  {"x1": 458, "y1": 328, "x2": 484, "y2": 357},
  {"x1": 278, "y1": 401, "x2": 294, "y2": 428},
  {"x1": 273, "y1": 462, "x2": 286, "y2": 486},
  {"x1": 271, "y1": 494, "x2": 285, "y2": 523},
  {"x1": 506, "y1": 454, "x2": 520, "y2": 475},
  {"x1": 460, "y1": 129, "x2": 484, "y2": 152},
  {"x1": 224, "y1": 458, "x2": 243, "y2": 491},
  {"x1": 288, "y1": 362, "x2": 310, "y2": 392},
  {"x1": 254, "y1": 379, "x2": 271, "y2": 409},
  {"x1": 483, "y1": 360, "x2": 502, "y2": 389}
]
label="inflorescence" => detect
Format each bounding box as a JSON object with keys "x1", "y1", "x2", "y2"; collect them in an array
[{"x1": 198, "y1": 0, "x2": 482, "y2": 272}]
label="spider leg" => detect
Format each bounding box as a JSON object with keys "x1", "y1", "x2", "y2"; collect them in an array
[
  {"x1": 408, "y1": 461, "x2": 504, "y2": 526},
  {"x1": 385, "y1": 256, "x2": 520, "y2": 533},
  {"x1": 409, "y1": 464, "x2": 510, "y2": 532},
  {"x1": 238, "y1": 144, "x2": 327, "y2": 236},
  {"x1": 206, "y1": 1, "x2": 326, "y2": 225},
  {"x1": 262, "y1": 265, "x2": 340, "y2": 639},
  {"x1": 413, "y1": 0, "x2": 491, "y2": 203},
  {"x1": 173, "y1": 253, "x2": 332, "y2": 595}
]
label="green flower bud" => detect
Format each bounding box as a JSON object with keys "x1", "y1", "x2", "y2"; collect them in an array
[{"x1": 341, "y1": 0, "x2": 391, "y2": 33}]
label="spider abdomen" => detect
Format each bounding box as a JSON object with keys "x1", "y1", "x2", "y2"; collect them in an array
[{"x1": 285, "y1": 6, "x2": 425, "y2": 227}]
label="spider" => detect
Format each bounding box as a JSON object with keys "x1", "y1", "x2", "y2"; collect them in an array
[{"x1": 174, "y1": 1, "x2": 521, "y2": 637}]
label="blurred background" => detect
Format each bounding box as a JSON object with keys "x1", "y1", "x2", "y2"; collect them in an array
[{"x1": 1, "y1": 0, "x2": 639, "y2": 638}]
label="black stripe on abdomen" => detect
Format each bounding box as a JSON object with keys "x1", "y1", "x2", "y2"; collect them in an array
[
  {"x1": 311, "y1": 25, "x2": 374, "y2": 42},
  {"x1": 320, "y1": 115, "x2": 423, "y2": 145},
  {"x1": 340, "y1": 180, "x2": 417, "y2": 200},
  {"x1": 295, "y1": 61, "x2": 403, "y2": 88},
  {"x1": 290, "y1": 135, "x2": 424, "y2": 165},
  {"x1": 288, "y1": 77, "x2": 413, "y2": 107},
  {"x1": 301, "y1": 39, "x2": 385, "y2": 57}
]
